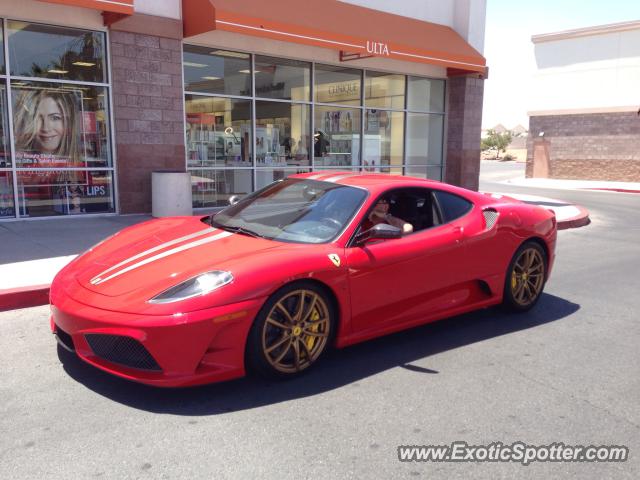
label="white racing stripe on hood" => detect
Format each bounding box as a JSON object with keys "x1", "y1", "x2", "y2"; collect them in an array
[
  {"x1": 90, "y1": 227, "x2": 218, "y2": 285},
  {"x1": 93, "y1": 230, "x2": 233, "y2": 285}
]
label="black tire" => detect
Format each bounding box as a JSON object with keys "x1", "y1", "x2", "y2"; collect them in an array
[
  {"x1": 245, "y1": 281, "x2": 336, "y2": 379},
  {"x1": 502, "y1": 240, "x2": 547, "y2": 312}
]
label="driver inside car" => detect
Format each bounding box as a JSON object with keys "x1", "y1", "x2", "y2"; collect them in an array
[{"x1": 362, "y1": 197, "x2": 413, "y2": 234}]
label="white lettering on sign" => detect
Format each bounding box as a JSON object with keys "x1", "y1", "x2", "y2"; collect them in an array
[
  {"x1": 366, "y1": 41, "x2": 390, "y2": 56},
  {"x1": 86, "y1": 186, "x2": 106, "y2": 196},
  {"x1": 328, "y1": 82, "x2": 359, "y2": 97}
]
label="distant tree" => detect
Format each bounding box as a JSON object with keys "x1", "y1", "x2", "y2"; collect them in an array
[{"x1": 481, "y1": 129, "x2": 513, "y2": 159}]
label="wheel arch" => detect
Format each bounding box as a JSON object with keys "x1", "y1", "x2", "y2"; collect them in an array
[
  {"x1": 501, "y1": 236, "x2": 549, "y2": 312},
  {"x1": 242, "y1": 277, "x2": 343, "y2": 377},
  {"x1": 282, "y1": 278, "x2": 341, "y2": 346},
  {"x1": 244, "y1": 277, "x2": 343, "y2": 356},
  {"x1": 521, "y1": 236, "x2": 550, "y2": 279}
]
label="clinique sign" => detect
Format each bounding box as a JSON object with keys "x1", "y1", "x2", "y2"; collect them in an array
[
  {"x1": 328, "y1": 83, "x2": 359, "y2": 97},
  {"x1": 366, "y1": 41, "x2": 390, "y2": 56}
]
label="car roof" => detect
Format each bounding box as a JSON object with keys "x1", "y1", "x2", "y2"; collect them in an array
[
  {"x1": 292, "y1": 171, "x2": 439, "y2": 188},
  {"x1": 290, "y1": 171, "x2": 487, "y2": 204}
]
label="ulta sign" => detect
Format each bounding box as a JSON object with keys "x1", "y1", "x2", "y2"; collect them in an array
[{"x1": 366, "y1": 41, "x2": 390, "y2": 56}]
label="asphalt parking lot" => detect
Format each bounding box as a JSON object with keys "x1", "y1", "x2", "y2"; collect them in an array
[{"x1": 1, "y1": 163, "x2": 638, "y2": 479}]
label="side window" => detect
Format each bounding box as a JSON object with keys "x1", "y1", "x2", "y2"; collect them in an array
[
  {"x1": 432, "y1": 190, "x2": 472, "y2": 223},
  {"x1": 364, "y1": 187, "x2": 441, "y2": 233}
]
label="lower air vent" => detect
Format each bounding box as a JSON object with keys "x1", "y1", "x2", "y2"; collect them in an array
[
  {"x1": 55, "y1": 325, "x2": 75, "y2": 352},
  {"x1": 85, "y1": 334, "x2": 161, "y2": 371},
  {"x1": 482, "y1": 209, "x2": 499, "y2": 230}
]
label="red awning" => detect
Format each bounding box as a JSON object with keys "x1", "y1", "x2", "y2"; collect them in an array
[
  {"x1": 38, "y1": 0, "x2": 134, "y2": 15},
  {"x1": 183, "y1": 0, "x2": 487, "y2": 76}
]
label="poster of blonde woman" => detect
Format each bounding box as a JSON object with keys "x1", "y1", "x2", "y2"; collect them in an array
[
  {"x1": 12, "y1": 87, "x2": 86, "y2": 213},
  {"x1": 13, "y1": 87, "x2": 85, "y2": 171}
]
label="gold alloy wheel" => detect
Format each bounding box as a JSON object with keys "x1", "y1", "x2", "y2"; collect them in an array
[
  {"x1": 261, "y1": 289, "x2": 331, "y2": 373},
  {"x1": 510, "y1": 247, "x2": 545, "y2": 307}
]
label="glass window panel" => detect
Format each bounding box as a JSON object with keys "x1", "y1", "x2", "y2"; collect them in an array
[
  {"x1": 313, "y1": 167, "x2": 361, "y2": 173},
  {"x1": 314, "y1": 106, "x2": 361, "y2": 168},
  {"x1": 255, "y1": 168, "x2": 310, "y2": 190},
  {"x1": 256, "y1": 101, "x2": 310, "y2": 167},
  {"x1": 183, "y1": 45, "x2": 251, "y2": 96},
  {"x1": 185, "y1": 95, "x2": 252, "y2": 168},
  {"x1": 11, "y1": 82, "x2": 112, "y2": 169},
  {"x1": 404, "y1": 166, "x2": 426, "y2": 179},
  {"x1": 190, "y1": 169, "x2": 253, "y2": 208},
  {"x1": 407, "y1": 77, "x2": 445, "y2": 113},
  {"x1": 315, "y1": 64, "x2": 361, "y2": 105},
  {"x1": 0, "y1": 22, "x2": 5, "y2": 75},
  {"x1": 8, "y1": 21, "x2": 106, "y2": 83},
  {"x1": 1, "y1": 82, "x2": 10, "y2": 167},
  {"x1": 427, "y1": 165, "x2": 443, "y2": 181},
  {"x1": 405, "y1": 166, "x2": 441, "y2": 181},
  {"x1": 364, "y1": 109, "x2": 404, "y2": 170},
  {"x1": 17, "y1": 169, "x2": 114, "y2": 217},
  {"x1": 254, "y1": 55, "x2": 310, "y2": 101},
  {"x1": 0, "y1": 171, "x2": 15, "y2": 218},
  {"x1": 406, "y1": 113, "x2": 444, "y2": 165},
  {"x1": 365, "y1": 71, "x2": 405, "y2": 109}
]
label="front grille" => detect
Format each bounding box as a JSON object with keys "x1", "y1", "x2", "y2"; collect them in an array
[
  {"x1": 85, "y1": 334, "x2": 161, "y2": 371},
  {"x1": 483, "y1": 209, "x2": 499, "y2": 230},
  {"x1": 55, "y1": 325, "x2": 75, "y2": 352}
]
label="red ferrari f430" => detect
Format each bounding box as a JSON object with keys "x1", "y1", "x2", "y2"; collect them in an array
[{"x1": 50, "y1": 172, "x2": 556, "y2": 387}]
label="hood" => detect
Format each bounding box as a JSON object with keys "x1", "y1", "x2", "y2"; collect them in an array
[{"x1": 71, "y1": 217, "x2": 280, "y2": 297}]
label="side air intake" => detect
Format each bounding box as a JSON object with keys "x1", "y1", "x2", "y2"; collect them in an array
[
  {"x1": 85, "y1": 334, "x2": 161, "y2": 371},
  {"x1": 482, "y1": 209, "x2": 499, "y2": 230}
]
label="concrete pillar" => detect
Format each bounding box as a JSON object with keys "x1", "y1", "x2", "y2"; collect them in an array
[
  {"x1": 109, "y1": 14, "x2": 186, "y2": 214},
  {"x1": 532, "y1": 138, "x2": 551, "y2": 178},
  {"x1": 445, "y1": 75, "x2": 484, "y2": 191}
]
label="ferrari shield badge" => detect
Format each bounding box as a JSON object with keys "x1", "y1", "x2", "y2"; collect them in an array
[{"x1": 328, "y1": 253, "x2": 341, "y2": 267}]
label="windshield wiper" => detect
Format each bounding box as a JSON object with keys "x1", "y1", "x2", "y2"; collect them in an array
[
  {"x1": 218, "y1": 224, "x2": 264, "y2": 239},
  {"x1": 210, "y1": 217, "x2": 266, "y2": 238}
]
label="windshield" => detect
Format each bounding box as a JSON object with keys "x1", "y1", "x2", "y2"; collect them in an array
[{"x1": 212, "y1": 178, "x2": 367, "y2": 244}]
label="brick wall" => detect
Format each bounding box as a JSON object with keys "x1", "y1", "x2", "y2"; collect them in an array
[
  {"x1": 109, "y1": 16, "x2": 185, "y2": 213},
  {"x1": 445, "y1": 75, "x2": 484, "y2": 191},
  {"x1": 527, "y1": 112, "x2": 640, "y2": 181}
]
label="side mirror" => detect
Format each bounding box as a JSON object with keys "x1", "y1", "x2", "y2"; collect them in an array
[
  {"x1": 228, "y1": 195, "x2": 241, "y2": 206},
  {"x1": 355, "y1": 223, "x2": 402, "y2": 245}
]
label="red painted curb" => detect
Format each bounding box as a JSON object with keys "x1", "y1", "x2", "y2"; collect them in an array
[
  {"x1": 556, "y1": 205, "x2": 590, "y2": 230},
  {"x1": 558, "y1": 215, "x2": 591, "y2": 230},
  {"x1": 582, "y1": 187, "x2": 640, "y2": 194},
  {"x1": 0, "y1": 285, "x2": 50, "y2": 312}
]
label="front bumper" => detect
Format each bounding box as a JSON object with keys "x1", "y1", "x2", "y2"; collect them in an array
[{"x1": 50, "y1": 292, "x2": 266, "y2": 387}]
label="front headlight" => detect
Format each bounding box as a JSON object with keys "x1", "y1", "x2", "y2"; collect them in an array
[{"x1": 148, "y1": 271, "x2": 233, "y2": 304}]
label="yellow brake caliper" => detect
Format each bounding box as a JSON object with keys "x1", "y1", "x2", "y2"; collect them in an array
[{"x1": 305, "y1": 308, "x2": 320, "y2": 352}]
